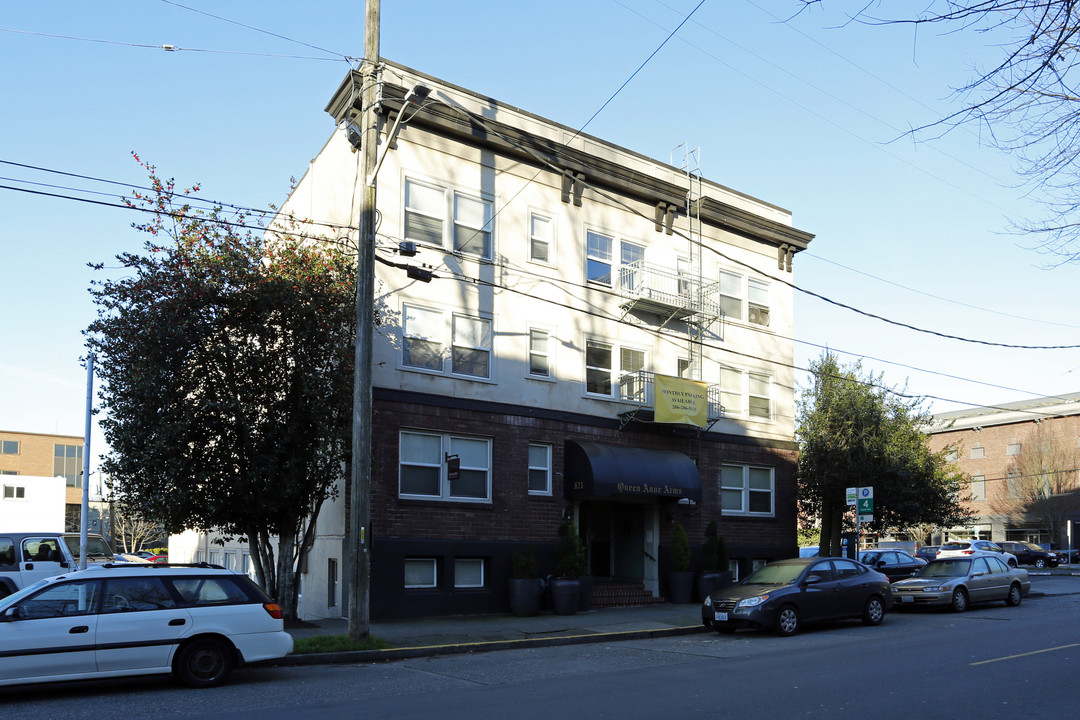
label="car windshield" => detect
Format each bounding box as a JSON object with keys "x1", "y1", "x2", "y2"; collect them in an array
[
  {"x1": 742, "y1": 562, "x2": 805, "y2": 585},
  {"x1": 61, "y1": 535, "x2": 114, "y2": 562},
  {"x1": 915, "y1": 559, "x2": 972, "y2": 578}
]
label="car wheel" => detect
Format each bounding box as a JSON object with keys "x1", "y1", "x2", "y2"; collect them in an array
[
  {"x1": 862, "y1": 596, "x2": 885, "y2": 626},
  {"x1": 1034, "y1": 558, "x2": 1046, "y2": 569},
  {"x1": 774, "y1": 605, "x2": 800, "y2": 636},
  {"x1": 1006, "y1": 583, "x2": 1023, "y2": 607},
  {"x1": 950, "y1": 587, "x2": 969, "y2": 613},
  {"x1": 173, "y1": 638, "x2": 235, "y2": 688}
]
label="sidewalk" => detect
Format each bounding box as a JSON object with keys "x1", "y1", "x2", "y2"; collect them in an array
[{"x1": 278, "y1": 570, "x2": 1080, "y2": 666}]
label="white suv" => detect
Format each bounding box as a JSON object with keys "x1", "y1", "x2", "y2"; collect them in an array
[
  {"x1": 0, "y1": 563, "x2": 292, "y2": 688},
  {"x1": 937, "y1": 540, "x2": 1018, "y2": 568}
]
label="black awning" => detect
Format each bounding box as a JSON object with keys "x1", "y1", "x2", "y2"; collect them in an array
[{"x1": 564, "y1": 440, "x2": 702, "y2": 502}]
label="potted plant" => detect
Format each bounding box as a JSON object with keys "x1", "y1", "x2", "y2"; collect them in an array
[
  {"x1": 550, "y1": 520, "x2": 585, "y2": 615},
  {"x1": 509, "y1": 543, "x2": 542, "y2": 617},
  {"x1": 668, "y1": 518, "x2": 695, "y2": 604},
  {"x1": 696, "y1": 521, "x2": 733, "y2": 601}
]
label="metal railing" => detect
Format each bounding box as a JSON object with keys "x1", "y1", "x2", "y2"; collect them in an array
[
  {"x1": 615, "y1": 369, "x2": 724, "y2": 421},
  {"x1": 617, "y1": 261, "x2": 721, "y2": 321}
]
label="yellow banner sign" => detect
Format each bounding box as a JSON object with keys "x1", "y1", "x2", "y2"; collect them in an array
[{"x1": 654, "y1": 374, "x2": 708, "y2": 427}]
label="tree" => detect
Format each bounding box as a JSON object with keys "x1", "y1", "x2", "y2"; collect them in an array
[
  {"x1": 797, "y1": 352, "x2": 970, "y2": 556},
  {"x1": 991, "y1": 421, "x2": 1080, "y2": 546},
  {"x1": 85, "y1": 157, "x2": 357, "y2": 620},
  {"x1": 799, "y1": 1, "x2": 1080, "y2": 261},
  {"x1": 110, "y1": 503, "x2": 164, "y2": 553}
]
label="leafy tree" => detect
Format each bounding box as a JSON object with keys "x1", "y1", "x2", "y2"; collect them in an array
[
  {"x1": 798, "y1": 1, "x2": 1080, "y2": 260},
  {"x1": 797, "y1": 352, "x2": 970, "y2": 556},
  {"x1": 85, "y1": 157, "x2": 357, "y2": 619}
]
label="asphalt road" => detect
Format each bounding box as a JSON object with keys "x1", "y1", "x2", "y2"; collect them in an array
[{"x1": 4, "y1": 591, "x2": 1079, "y2": 719}]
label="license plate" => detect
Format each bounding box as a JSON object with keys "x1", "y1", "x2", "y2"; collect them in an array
[
  {"x1": 714, "y1": 611, "x2": 728, "y2": 621},
  {"x1": 901, "y1": 595, "x2": 913, "y2": 603}
]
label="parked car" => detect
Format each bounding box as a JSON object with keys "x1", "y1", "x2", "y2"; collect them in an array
[
  {"x1": 937, "y1": 540, "x2": 1018, "y2": 567},
  {"x1": 0, "y1": 532, "x2": 115, "y2": 598},
  {"x1": 892, "y1": 556, "x2": 1030, "y2": 612},
  {"x1": 114, "y1": 553, "x2": 153, "y2": 563},
  {"x1": 998, "y1": 541, "x2": 1059, "y2": 569},
  {"x1": 702, "y1": 557, "x2": 893, "y2": 636},
  {"x1": 0, "y1": 562, "x2": 292, "y2": 688},
  {"x1": 914, "y1": 545, "x2": 940, "y2": 562},
  {"x1": 858, "y1": 549, "x2": 926, "y2": 581}
]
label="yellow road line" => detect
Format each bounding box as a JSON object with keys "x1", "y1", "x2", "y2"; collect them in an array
[{"x1": 971, "y1": 642, "x2": 1080, "y2": 666}]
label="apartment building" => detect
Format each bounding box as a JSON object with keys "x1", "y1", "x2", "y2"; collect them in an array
[{"x1": 0, "y1": 430, "x2": 86, "y2": 531}]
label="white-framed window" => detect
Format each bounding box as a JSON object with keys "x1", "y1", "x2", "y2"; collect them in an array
[
  {"x1": 1006, "y1": 442, "x2": 1022, "y2": 456},
  {"x1": 2, "y1": 484, "x2": 26, "y2": 500},
  {"x1": 720, "y1": 464, "x2": 775, "y2": 516},
  {"x1": 971, "y1": 446, "x2": 985, "y2": 460},
  {"x1": 1, "y1": 440, "x2": 19, "y2": 455},
  {"x1": 209, "y1": 551, "x2": 221, "y2": 566},
  {"x1": 403, "y1": 178, "x2": 494, "y2": 259},
  {"x1": 403, "y1": 304, "x2": 444, "y2": 372},
  {"x1": 677, "y1": 357, "x2": 692, "y2": 379},
  {"x1": 223, "y1": 551, "x2": 236, "y2": 571},
  {"x1": 585, "y1": 339, "x2": 613, "y2": 395},
  {"x1": 242, "y1": 552, "x2": 253, "y2": 578},
  {"x1": 718, "y1": 269, "x2": 743, "y2": 319},
  {"x1": 403, "y1": 304, "x2": 491, "y2": 379},
  {"x1": 528, "y1": 327, "x2": 553, "y2": 379},
  {"x1": 454, "y1": 558, "x2": 485, "y2": 588},
  {"x1": 584, "y1": 338, "x2": 647, "y2": 400},
  {"x1": 748, "y1": 373, "x2": 772, "y2": 420},
  {"x1": 971, "y1": 475, "x2": 986, "y2": 501},
  {"x1": 451, "y1": 314, "x2": 491, "y2": 378},
  {"x1": 586, "y1": 230, "x2": 613, "y2": 285},
  {"x1": 529, "y1": 212, "x2": 553, "y2": 264},
  {"x1": 619, "y1": 347, "x2": 646, "y2": 402},
  {"x1": 405, "y1": 558, "x2": 437, "y2": 589},
  {"x1": 1007, "y1": 470, "x2": 1021, "y2": 498},
  {"x1": 528, "y1": 443, "x2": 552, "y2": 495},
  {"x1": 619, "y1": 240, "x2": 645, "y2": 292},
  {"x1": 748, "y1": 278, "x2": 770, "y2": 327},
  {"x1": 719, "y1": 366, "x2": 743, "y2": 415},
  {"x1": 195, "y1": 549, "x2": 206, "y2": 564},
  {"x1": 399, "y1": 430, "x2": 492, "y2": 502}
]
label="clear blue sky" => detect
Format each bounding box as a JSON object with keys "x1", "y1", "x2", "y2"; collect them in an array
[{"x1": 3, "y1": 1, "x2": 1078, "y2": 472}]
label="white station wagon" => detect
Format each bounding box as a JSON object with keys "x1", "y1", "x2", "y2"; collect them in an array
[{"x1": 0, "y1": 563, "x2": 292, "y2": 688}]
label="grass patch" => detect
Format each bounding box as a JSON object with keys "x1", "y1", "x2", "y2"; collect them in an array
[{"x1": 292, "y1": 634, "x2": 391, "y2": 654}]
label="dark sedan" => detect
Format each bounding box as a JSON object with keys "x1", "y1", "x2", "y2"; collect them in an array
[
  {"x1": 858, "y1": 549, "x2": 926, "y2": 581},
  {"x1": 702, "y1": 557, "x2": 893, "y2": 636},
  {"x1": 915, "y1": 545, "x2": 940, "y2": 562}
]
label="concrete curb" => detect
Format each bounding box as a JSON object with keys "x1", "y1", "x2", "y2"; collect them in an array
[{"x1": 271, "y1": 624, "x2": 709, "y2": 667}]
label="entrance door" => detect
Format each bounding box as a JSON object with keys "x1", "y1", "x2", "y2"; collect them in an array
[{"x1": 612, "y1": 505, "x2": 645, "y2": 579}]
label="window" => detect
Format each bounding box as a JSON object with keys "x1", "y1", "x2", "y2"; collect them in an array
[
  {"x1": 1007, "y1": 470, "x2": 1021, "y2": 498},
  {"x1": 0, "y1": 538, "x2": 14, "y2": 567},
  {"x1": 619, "y1": 347, "x2": 646, "y2": 402},
  {"x1": 718, "y1": 270, "x2": 743, "y2": 319},
  {"x1": 0, "y1": 470, "x2": 17, "y2": 475},
  {"x1": 403, "y1": 305, "x2": 491, "y2": 379},
  {"x1": 169, "y1": 576, "x2": 259, "y2": 605},
  {"x1": 454, "y1": 193, "x2": 493, "y2": 257},
  {"x1": 585, "y1": 339, "x2": 613, "y2": 396},
  {"x1": 528, "y1": 328, "x2": 552, "y2": 379},
  {"x1": 327, "y1": 558, "x2": 338, "y2": 608},
  {"x1": 971, "y1": 475, "x2": 986, "y2": 501},
  {"x1": 677, "y1": 358, "x2": 692, "y2": 379},
  {"x1": 454, "y1": 558, "x2": 485, "y2": 588},
  {"x1": 2, "y1": 485, "x2": 25, "y2": 500},
  {"x1": 1, "y1": 440, "x2": 19, "y2": 455},
  {"x1": 528, "y1": 443, "x2": 552, "y2": 495},
  {"x1": 748, "y1": 373, "x2": 772, "y2": 420},
  {"x1": 945, "y1": 449, "x2": 958, "y2": 462},
  {"x1": 65, "y1": 504, "x2": 80, "y2": 532},
  {"x1": 103, "y1": 577, "x2": 176, "y2": 612},
  {"x1": 399, "y1": 430, "x2": 492, "y2": 502},
  {"x1": 54, "y1": 444, "x2": 83, "y2": 487},
  {"x1": 529, "y1": 212, "x2": 553, "y2": 263},
  {"x1": 404, "y1": 558, "x2": 437, "y2": 588},
  {"x1": 209, "y1": 551, "x2": 221, "y2": 566},
  {"x1": 619, "y1": 240, "x2": 645, "y2": 292},
  {"x1": 242, "y1": 552, "x2": 252, "y2": 578},
  {"x1": 195, "y1": 549, "x2": 206, "y2": 563},
  {"x1": 451, "y1": 314, "x2": 491, "y2": 378},
  {"x1": 586, "y1": 230, "x2": 612, "y2": 285},
  {"x1": 971, "y1": 446, "x2": 985, "y2": 460},
  {"x1": 18, "y1": 580, "x2": 100, "y2": 619},
  {"x1": 748, "y1": 279, "x2": 770, "y2": 326},
  {"x1": 404, "y1": 179, "x2": 494, "y2": 259},
  {"x1": 1006, "y1": 442, "x2": 1022, "y2": 456},
  {"x1": 719, "y1": 366, "x2": 743, "y2": 415},
  {"x1": 403, "y1": 305, "x2": 444, "y2": 371},
  {"x1": 224, "y1": 551, "x2": 237, "y2": 571},
  {"x1": 720, "y1": 464, "x2": 774, "y2": 516}
]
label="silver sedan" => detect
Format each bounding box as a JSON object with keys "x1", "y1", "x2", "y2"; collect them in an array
[{"x1": 891, "y1": 555, "x2": 1029, "y2": 612}]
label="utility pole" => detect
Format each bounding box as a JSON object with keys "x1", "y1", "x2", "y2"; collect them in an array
[{"x1": 348, "y1": 0, "x2": 379, "y2": 642}]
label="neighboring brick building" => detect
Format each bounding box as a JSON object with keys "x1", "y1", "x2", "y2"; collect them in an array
[
  {"x1": 927, "y1": 393, "x2": 1080, "y2": 549},
  {"x1": 173, "y1": 61, "x2": 814, "y2": 621},
  {"x1": 0, "y1": 430, "x2": 86, "y2": 530}
]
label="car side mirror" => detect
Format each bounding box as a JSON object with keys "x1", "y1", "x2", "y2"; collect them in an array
[{"x1": 0, "y1": 607, "x2": 23, "y2": 623}]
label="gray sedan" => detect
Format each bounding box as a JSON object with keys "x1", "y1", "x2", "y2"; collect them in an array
[{"x1": 891, "y1": 556, "x2": 1030, "y2": 612}]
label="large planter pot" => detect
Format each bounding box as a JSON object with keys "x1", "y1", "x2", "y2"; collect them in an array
[
  {"x1": 696, "y1": 571, "x2": 734, "y2": 602},
  {"x1": 509, "y1": 578, "x2": 543, "y2": 617},
  {"x1": 550, "y1": 577, "x2": 581, "y2": 615},
  {"x1": 668, "y1": 570, "x2": 695, "y2": 604},
  {"x1": 577, "y1": 575, "x2": 594, "y2": 611}
]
